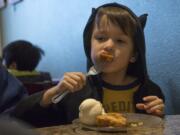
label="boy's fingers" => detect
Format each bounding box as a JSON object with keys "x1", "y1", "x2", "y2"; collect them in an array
[
  {"x1": 70, "y1": 72, "x2": 86, "y2": 86},
  {"x1": 145, "y1": 98, "x2": 163, "y2": 109},
  {"x1": 64, "y1": 75, "x2": 78, "y2": 85},
  {"x1": 146, "y1": 104, "x2": 164, "y2": 114},
  {"x1": 136, "y1": 103, "x2": 145, "y2": 110},
  {"x1": 154, "y1": 110, "x2": 164, "y2": 116},
  {"x1": 63, "y1": 72, "x2": 86, "y2": 90},
  {"x1": 150, "y1": 104, "x2": 164, "y2": 112},
  {"x1": 65, "y1": 72, "x2": 84, "y2": 83},
  {"x1": 63, "y1": 76, "x2": 78, "y2": 90},
  {"x1": 72, "y1": 72, "x2": 86, "y2": 81},
  {"x1": 60, "y1": 80, "x2": 75, "y2": 92},
  {"x1": 149, "y1": 109, "x2": 164, "y2": 117},
  {"x1": 75, "y1": 72, "x2": 86, "y2": 87},
  {"x1": 143, "y1": 96, "x2": 159, "y2": 102}
]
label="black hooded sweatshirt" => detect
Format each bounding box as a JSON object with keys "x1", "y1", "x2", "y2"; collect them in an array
[{"x1": 12, "y1": 3, "x2": 164, "y2": 128}]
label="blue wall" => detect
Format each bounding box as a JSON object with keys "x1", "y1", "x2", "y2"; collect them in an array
[{"x1": 0, "y1": 0, "x2": 180, "y2": 114}]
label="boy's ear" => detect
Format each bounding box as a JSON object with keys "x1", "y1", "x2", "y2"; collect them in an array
[
  {"x1": 138, "y1": 13, "x2": 148, "y2": 29},
  {"x1": 130, "y1": 53, "x2": 138, "y2": 63},
  {"x1": 130, "y1": 57, "x2": 136, "y2": 63}
]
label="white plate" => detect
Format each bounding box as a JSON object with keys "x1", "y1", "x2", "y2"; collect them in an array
[{"x1": 73, "y1": 113, "x2": 164, "y2": 132}]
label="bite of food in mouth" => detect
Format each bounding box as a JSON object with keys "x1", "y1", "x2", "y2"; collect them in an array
[{"x1": 100, "y1": 52, "x2": 113, "y2": 62}]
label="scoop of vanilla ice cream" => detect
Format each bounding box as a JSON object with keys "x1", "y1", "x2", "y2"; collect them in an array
[{"x1": 79, "y1": 98, "x2": 105, "y2": 126}]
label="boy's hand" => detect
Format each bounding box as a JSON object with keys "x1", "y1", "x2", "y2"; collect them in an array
[
  {"x1": 56, "y1": 72, "x2": 86, "y2": 93},
  {"x1": 41, "y1": 72, "x2": 86, "y2": 107},
  {"x1": 136, "y1": 96, "x2": 164, "y2": 117}
]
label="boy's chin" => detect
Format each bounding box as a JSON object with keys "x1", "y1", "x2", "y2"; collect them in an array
[
  {"x1": 93, "y1": 63, "x2": 114, "y2": 73},
  {"x1": 100, "y1": 68, "x2": 116, "y2": 74}
]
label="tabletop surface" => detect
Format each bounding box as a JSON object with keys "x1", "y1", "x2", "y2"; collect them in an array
[{"x1": 36, "y1": 115, "x2": 180, "y2": 135}]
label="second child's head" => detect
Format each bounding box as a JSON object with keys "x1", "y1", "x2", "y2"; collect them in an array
[
  {"x1": 3, "y1": 40, "x2": 44, "y2": 71},
  {"x1": 84, "y1": 3, "x2": 147, "y2": 81}
]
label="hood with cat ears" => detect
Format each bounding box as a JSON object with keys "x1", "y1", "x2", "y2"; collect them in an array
[{"x1": 83, "y1": 2, "x2": 149, "y2": 82}]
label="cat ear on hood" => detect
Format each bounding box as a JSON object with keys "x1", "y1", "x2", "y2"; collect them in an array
[
  {"x1": 138, "y1": 13, "x2": 148, "y2": 29},
  {"x1": 91, "y1": 8, "x2": 96, "y2": 14}
]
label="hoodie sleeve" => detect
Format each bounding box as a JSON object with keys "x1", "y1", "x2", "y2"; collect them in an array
[
  {"x1": 12, "y1": 91, "x2": 67, "y2": 127},
  {"x1": 0, "y1": 64, "x2": 28, "y2": 114},
  {"x1": 145, "y1": 80, "x2": 165, "y2": 101},
  {"x1": 134, "y1": 79, "x2": 165, "y2": 114}
]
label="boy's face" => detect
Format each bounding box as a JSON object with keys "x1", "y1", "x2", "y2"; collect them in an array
[{"x1": 90, "y1": 15, "x2": 135, "y2": 74}]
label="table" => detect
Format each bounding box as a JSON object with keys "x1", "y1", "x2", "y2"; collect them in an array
[{"x1": 36, "y1": 115, "x2": 180, "y2": 135}]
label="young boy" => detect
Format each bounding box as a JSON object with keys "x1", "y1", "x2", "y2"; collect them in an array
[{"x1": 12, "y1": 3, "x2": 164, "y2": 127}]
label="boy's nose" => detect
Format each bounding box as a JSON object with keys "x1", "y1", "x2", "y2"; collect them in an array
[{"x1": 103, "y1": 39, "x2": 114, "y2": 51}]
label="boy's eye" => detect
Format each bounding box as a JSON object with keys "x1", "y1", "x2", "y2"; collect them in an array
[
  {"x1": 117, "y1": 39, "x2": 124, "y2": 43},
  {"x1": 95, "y1": 36, "x2": 107, "y2": 42},
  {"x1": 116, "y1": 39, "x2": 126, "y2": 46}
]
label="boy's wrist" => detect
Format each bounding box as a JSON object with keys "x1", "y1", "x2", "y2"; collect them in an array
[{"x1": 40, "y1": 85, "x2": 61, "y2": 107}]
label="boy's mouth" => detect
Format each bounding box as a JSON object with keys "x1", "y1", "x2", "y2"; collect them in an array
[{"x1": 99, "y1": 52, "x2": 113, "y2": 62}]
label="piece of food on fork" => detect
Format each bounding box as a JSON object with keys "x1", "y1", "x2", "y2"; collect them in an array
[{"x1": 100, "y1": 52, "x2": 113, "y2": 62}]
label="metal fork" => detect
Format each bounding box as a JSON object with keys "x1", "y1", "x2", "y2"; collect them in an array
[{"x1": 51, "y1": 67, "x2": 98, "y2": 104}]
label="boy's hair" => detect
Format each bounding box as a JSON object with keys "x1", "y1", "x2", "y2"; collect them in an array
[
  {"x1": 84, "y1": 3, "x2": 147, "y2": 81},
  {"x1": 3, "y1": 40, "x2": 44, "y2": 71},
  {"x1": 94, "y1": 6, "x2": 137, "y2": 43}
]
